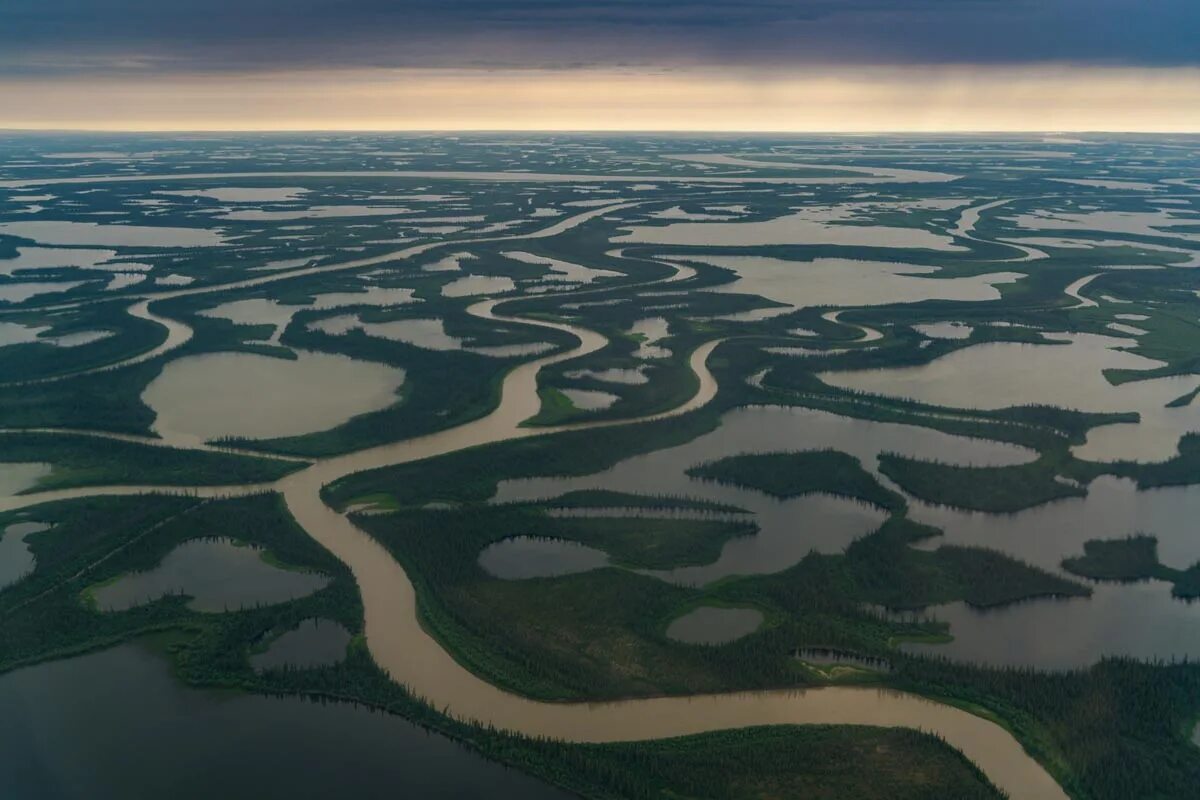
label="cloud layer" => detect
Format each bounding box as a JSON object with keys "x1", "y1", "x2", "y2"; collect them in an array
[{"x1": 2, "y1": 0, "x2": 1198, "y2": 76}]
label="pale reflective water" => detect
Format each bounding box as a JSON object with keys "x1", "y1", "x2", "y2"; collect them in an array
[
  {"x1": 0, "y1": 462, "x2": 51, "y2": 497},
  {"x1": 564, "y1": 366, "x2": 650, "y2": 385},
  {"x1": 914, "y1": 322, "x2": 974, "y2": 340},
  {"x1": 560, "y1": 388, "x2": 619, "y2": 410},
  {"x1": 614, "y1": 208, "x2": 966, "y2": 250},
  {"x1": 442, "y1": 275, "x2": 516, "y2": 297},
  {"x1": 496, "y1": 406, "x2": 1033, "y2": 585},
  {"x1": 0, "y1": 281, "x2": 86, "y2": 304},
  {"x1": 502, "y1": 250, "x2": 622, "y2": 283},
  {"x1": 142, "y1": 350, "x2": 405, "y2": 446},
  {"x1": 0, "y1": 220, "x2": 226, "y2": 248},
  {"x1": 822, "y1": 333, "x2": 1200, "y2": 462},
  {"x1": 691, "y1": 255, "x2": 1022, "y2": 311}
]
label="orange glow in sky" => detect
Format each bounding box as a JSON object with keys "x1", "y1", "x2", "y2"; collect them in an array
[{"x1": 2, "y1": 66, "x2": 1199, "y2": 132}]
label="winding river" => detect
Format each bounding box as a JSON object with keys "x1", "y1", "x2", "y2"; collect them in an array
[{"x1": 0, "y1": 196, "x2": 1067, "y2": 799}]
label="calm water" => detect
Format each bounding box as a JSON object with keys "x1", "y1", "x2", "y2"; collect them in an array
[
  {"x1": 910, "y1": 475, "x2": 1200, "y2": 573},
  {"x1": 142, "y1": 350, "x2": 405, "y2": 446},
  {"x1": 495, "y1": 405, "x2": 1031, "y2": 585},
  {"x1": 821, "y1": 332, "x2": 1200, "y2": 462},
  {"x1": 914, "y1": 322, "x2": 974, "y2": 340},
  {"x1": 312, "y1": 315, "x2": 465, "y2": 350},
  {"x1": 502, "y1": 250, "x2": 621, "y2": 283},
  {"x1": 560, "y1": 388, "x2": 619, "y2": 411},
  {"x1": 442, "y1": 275, "x2": 516, "y2": 297},
  {"x1": 613, "y1": 208, "x2": 966, "y2": 250},
  {"x1": 666, "y1": 606, "x2": 763, "y2": 644},
  {"x1": 0, "y1": 643, "x2": 571, "y2": 800},
  {"x1": 478, "y1": 536, "x2": 610, "y2": 579},
  {"x1": 629, "y1": 316, "x2": 671, "y2": 359},
  {"x1": 0, "y1": 521, "x2": 49, "y2": 590},
  {"x1": 0, "y1": 280, "x2": 86, "y2": 304},
  {"x1": 265, "y1": 327, "x2": 1062, "y2": 799},
  {"x1": 693, "y1": 255, "x2": 1022, "y2": 311},
  {"x1": 902, "y1": 581, "x2": 1200, "y2": 669},
  {"x1": 0, "y1": 245, "x2": 126, "y2": 275},
  {"x1": 0, "y1": 220, "x2": 227, "y2": 248},
  {"x1": 91, "y1": 537, "x2": 329, "y2": 612},
  {"x1": 563, "y1": 366, "x2": 650, "y2": 385},
  {"x1": 0, "y1": 462, "x2": 51, "y2": 497},
  {"x1": 251, "y1": 618, "x2": 352, "y2": 671}
]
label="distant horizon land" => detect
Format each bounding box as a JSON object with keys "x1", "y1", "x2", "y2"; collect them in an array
[{"x1": 2, "y1": 127, "x2": 1198, "y2": 135}]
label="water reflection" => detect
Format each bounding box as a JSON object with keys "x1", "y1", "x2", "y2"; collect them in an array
[
  {"x1": 666, "y1": 606, "x2": 763, "y2": 644},
  {"x1": 90, "y1": 537, "x2": 328, "y2": 612},
  {"x1": 902, "y1": 582, "x2": 1200, "y2": 669},
  {"x1": 0, "y1": 463, "x2": 51, "y2": 498},
  {"x1": 691, "y1": 255, "x2": 1022, "y2": 311},
  {"x1": 0, "y1": 643, "x2": 570, "y2": 800},
  {"x1": 822, "y1": 333, "x2": 1200, "y2": 463},
  {"x1": 478, "y1": 536, "x2": 610, "y2": 580},
  {"x1": 251, "y1": 618, "x2": 352, "y2": 671},
  {"x1": 0, "y1": 521, "x2": 50, "y2": 589},
  {"x1": 496, "y1": 406, "x2": 1031, "y2": 585},
  {"x1": 142, "y1": 350, "x2": 405, "y2": 446}
]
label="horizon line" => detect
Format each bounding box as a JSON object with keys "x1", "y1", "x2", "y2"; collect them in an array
[{"x1": 3, "y1": 127, "x2": 1199, "y2": 135}]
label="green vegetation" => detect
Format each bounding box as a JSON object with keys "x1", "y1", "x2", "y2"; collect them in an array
[
  {"x1": 1166, "y1": 385, "x2": 1200, "y2": 409},
  {"x1": 0, "y1": 432, "x2": 302, "y2": 492},
  {"x1": 1069, "y1": 433, "x2": 1200, "y2": 489},
  {"x1": 324, "y1": 406, "x2": 724, "y2": 509},
  {"x1": 895, "y1": 657, "x2": 1200, "y2": 800},
  {"x1": 878, "y1": 453, "x2": 1084, "y2": 512},
  {"x1": 545, "y1": 489, "x2": 745, "y2": 514},
  {"x1": 527, "y1": 386, "x2": 579, "y2": 426},
  {"x1": 539, "y1": 515, "x2": 757, "y2": 570},
  {"x1": 0, "y1": 491, "x2": 1005, "y2": 800},
  {"x1": 354, "y1": 505, "x2": 1087, "y2": 701},
  {"x1": 839, "y1": 517, "x2": 1090, "y2": 610},
  {"x1": 0, "y1": 299, "x2": 166, "y2": 383},
  {"x1": 543, "y1": 725, "x2": 1002, "y2": 800},
  {"x1": 0, "y1": 493, "x2": 356, "y2": 673},
  {"x1": 687, "y1": 449, "x2": 905, "y2": 511},
  {"x1": 1062, "y1": 535, "x2": 1200, "y2": 599}
]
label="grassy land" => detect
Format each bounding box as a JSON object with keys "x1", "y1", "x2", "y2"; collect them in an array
[
  {"x1": 878, "y1": 453, "x2": 1084, "y2": 512},
  {"x1": 1062, "y1": 535, "x2": 1200, "y2": 599},
  {"x1": 0, "y1": 432, "x2": 302, "y2": 492},
  {"x1": 687, "y1": 449, "x2": 905, "y2": 512}
]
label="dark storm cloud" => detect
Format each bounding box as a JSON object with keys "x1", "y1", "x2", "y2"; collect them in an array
[{"x1": 2, "y1": 0, "x2": 1197, "y2": 76}]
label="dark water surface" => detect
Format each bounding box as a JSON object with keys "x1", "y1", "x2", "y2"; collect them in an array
[{"x1": 0, "y1": 643, "x2": 571, "y2": 800}]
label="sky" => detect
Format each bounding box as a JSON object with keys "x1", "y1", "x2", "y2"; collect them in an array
[{"x1": 1, "y1": 0, "x2": 1198, "y2": 131}]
